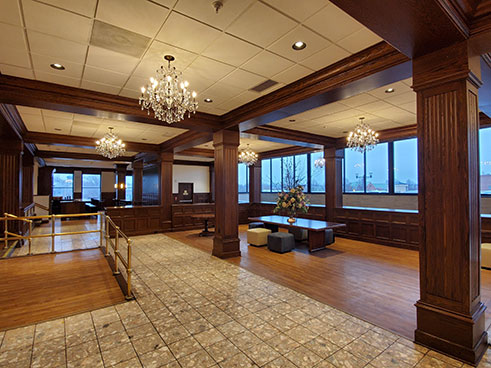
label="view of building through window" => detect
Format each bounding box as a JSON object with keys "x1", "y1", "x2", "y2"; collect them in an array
[
  {"x1": 125, "y1": 175, "x2": 133, "y2": 201},
  {"x1": 82, "y1": 174, "x2": 101, "y2": 201},
  {"x1": 481, "y1": 127, "x2": 491, "y2": 195},
  {"x1": 238, "y1": 163, "x2": 249, "y2": 193},
  {"x1": 52, "y1": 173, "x2": 73, "y2": 199},
  {"x1": 310, "y1": 152, "x2": 325, "y2": 193},
  {"x1": 394, "y1": 138, "x2": 418, "y2": 193}
]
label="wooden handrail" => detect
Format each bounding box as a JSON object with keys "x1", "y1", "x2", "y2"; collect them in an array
[{"x1": 34, "y1": 202, "x2": 49, "y2": 211}]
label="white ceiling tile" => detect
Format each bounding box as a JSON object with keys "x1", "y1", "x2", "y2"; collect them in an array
[
  {"x1": 0, "y1": 49, "x2": 31, "y2": 69},
  {"x1": 340, "y1": 93, "x2": 379, "y2": 108},
  {"x1": 86, "y1": 46, "x2": 139, "y2": 74},
  {"x1": 19, "y1": 113, "x2": 45, "y2": 131},
  {"x1": 22, "y1": 0, "x2": 92, "y2": 43},
  {"x1": 70, "y1": 121, "x2": 99, "y2": 137},
  {"x1": 399, "y1": 101, "x2": 416, "y2": 114},
  {"x1": 357, "y1": 100, "x2": 394, "y2": 113},
  {"x1": 268, "y1": 25, "x2": 332, "y2": 62},
  {"x1": 31, "y1": 54, "x2": 84, "y2": 79},
  {"x1": 0, "y1": 0, "x2": 23, "y2": 26},
  {"x1": 35, "y1": 71, "x2": 80, "y2": 87},
  {"x1": 174, "y1": 0, "x2": 254, "y2": 30},
  {"x1": 304, "y1": 2, "x2": 363, "y2": 43},
  {"x1": 42, "y1": 110, "x2": 73, "y2": 119},
  {"x1": 259, "y1": 81, "x2": 285, "y2": 95},
  {"x1": 384, "y1": 91, "x2": 415, "y2": 106},
  {"x1": 313, "y1": 108, "x2": 362, "y2": 124},
  {"x1": 402, "y1": 77, "x2": 413, "y2": 87},
  {"x1": 133, "y1": 40, "x2": 198, "y2": 78},
  {"x1": 227, "y1": 2, "x2": 297, "y2": 47},
  {"x1": 152, "y1": 0, "x2": 178, "y2": 7},
  {"x1": 300, "y1": 44, "x2": 350, "y2": 70},
  {"x1": 263, "y1": 0, "x2": 328, "y2": 22},
  {"x1": 217, "y1": 90, "x2": 259, "y2": 111},
  {"x1": 372, "y1": 106, "x2": 415, "y2": 122},
  {"x1": 156, "y1": 11, "x2": 221, "y2": 54},
  {"x1": 185, "y1": 56, "x2": 235, "y2": 86},
  {"x1": 271, "y1": 64, "x2": 312, "y2": 84},
  {"x1": 81, "y1": 80, "x2": 122, "y2": 95},
  {"x1": 196, "y1": 104, "x2": 228, "y2": 115},
  {"x1": 201, "y1": 82, "x2": 243, "y2": 105},
  {"x1": 202, "y1": 33, "x2": 261, "y2": 67},
  {"x1": 241, "y1": 50, "x2": 294, "y2": 78},
  {"x1": 338, "y1": 28, "x2": 382, "y2": 54},
  {"x1": 17, "y1": 106, "x2": 42, "y2": 116},
  {"x1": 0, "y1": 23, "x2": 30, "y2": 68},
  {"x1": 97, "y1": 0, "x2": 169, "y2": 38},
  {"x1": 28, "y1": 31, "x2": 88, "y2": 64},
  {"x1": 220, "y1": 69, "x2": 266, "y2": 90},
  {"x1": 119, "y1": 88, "x2": 141, "y2": 99},
  {"x1": 123, "y1": 74, "x2": 149, "y2": 92},
  {"x1": 43, "y1": 117, "x2": 73, "y2": 134},
  {"x1": 38, "y1": 0, "x2": 98, "y2": 17},
  {"x1": 83, "y1": 66, "x2": 128, "y2": 87},
  {"x1": 367, "y1": 81, "x2": 413, "y2": 99}
]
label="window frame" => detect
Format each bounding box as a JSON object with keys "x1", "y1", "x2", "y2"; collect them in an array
[{"x1": 81, "y1": 173, "x2": 101, "y2": 201}]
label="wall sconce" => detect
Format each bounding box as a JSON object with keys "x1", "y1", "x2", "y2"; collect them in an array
[{"x1": 115, "y1": 183, "x2": 126, "y2": 189}]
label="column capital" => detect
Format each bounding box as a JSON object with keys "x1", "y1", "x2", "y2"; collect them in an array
[
  {"x1": 159, "y1": 151, "x2": 174, "y2": 163},
  {"x1": 213, "y1": 129, "x2": 240, "y2": 147},
  {"x1": 132, "y1": 159, "x2": 144, "y2": 169}
]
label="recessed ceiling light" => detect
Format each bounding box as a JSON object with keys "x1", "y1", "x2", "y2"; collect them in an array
[
  {"x1": 54, "y1": 128, "x2": 62, "y2": 131},
  {"x1": 385, "y1": 88, "x2": 395, "y2": 93},
  {"x1": 142, "y1": 138, "x2": 147, "y2": 141},
  {"x1": 204, "y1": 98, "x2": 213, "y2": 103},
  {"x1": 292, "y1": 41, "x2": 306, "y2": 50},
  {"x1": 50, "y1": 63, "x2": 65, "y2": 70},
  {"x1": 289, "y1": 119, "x2": 296, "y2": 122}
]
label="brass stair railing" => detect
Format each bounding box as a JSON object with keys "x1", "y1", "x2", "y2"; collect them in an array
[{"x1": 0, "y1": 211, "x2": 133, "y2": 299}]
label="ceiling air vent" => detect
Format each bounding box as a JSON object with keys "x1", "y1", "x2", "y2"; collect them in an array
[{"x1": 249, "y1": 79, "x2": 278, "y2": 93}]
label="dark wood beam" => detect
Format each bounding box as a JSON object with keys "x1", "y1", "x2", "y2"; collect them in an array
[
  {"x1": 178, "y1": 148, "x2": 214, "y2": 158},
  {"x1": 245, "y1": 125, "x2": 336, "y2": 147},
  {"x1": 221, "y1": 42, "x2": 411, "y2": 132},
  {"x1": 0, "y1": 75, "x2": 222, "y2": 132},
  {"x1": 173, "y1": 159, "x2": 213, "y2": 167},
  {"x1": 259, "y1": 146, "x2": 316, "y2": 160},
  {"x1": 36, "y1": 150, "x2": 133, "y2": 162},
  {"x1": 160, "y1": 130, "x2": 213, "y2": 153},
  {"x1": 24, "y1": 131, "x2": 159, "y2": 152}
]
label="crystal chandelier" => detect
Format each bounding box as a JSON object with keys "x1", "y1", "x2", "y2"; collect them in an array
[
  {"x1": 238, "y1": 144, "x2": 258, "y2": 166},
  {"x1": 347, "y1": 117, "x2": 379, "y2": 153},
  {"x1": 139, "y1": 55, "x2": 198, "y2": 124},
  {"x1": 96, "y1": 127, "x2": 126, "y2": 159},
  {"x1": 314, "y1": 156, "x2": 325, "y2": 168}
]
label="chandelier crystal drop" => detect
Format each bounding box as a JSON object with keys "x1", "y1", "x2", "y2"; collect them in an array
[
  {"x1": 346, "y1": 117, "x2": 379, "y2": 153},
  {"x1": 314, "y1": 156, "x2": 325, "y2": 168},
  {"x1": 95, "y1": 127, "x2": 126, "y2": 159},
  {"x1": 139, "y1": 55, "x2": 198, "y2": 124},
  {"x1": 238, "y1": 144, "x2": 258, "y2": 166}
]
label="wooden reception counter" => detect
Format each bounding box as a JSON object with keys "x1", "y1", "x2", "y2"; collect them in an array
[{"x1": 105, "y1": 205, "x2": 164, "y2": 236}]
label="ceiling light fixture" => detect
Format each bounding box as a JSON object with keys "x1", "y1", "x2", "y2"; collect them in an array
[
  {"x1": 96, "y1": 127, "x2": 126, "y2": 159},
  {"x1": 140, "y1": 55, "x2": 198, "y2": 124},
  {"x1": 385, "y1": 88, "x2": 395, "y2": 93},
  {"x1": 347, "y1": 117, "x2": 379, "y2": 153},
  {"x1": 289, "y1": 119, "x2": 296, "y2": 122},
  {"x1": 238, "y1": 144, "x2": 258, "y2": 166},
  {"x1": 204, "y1": 98, "x2": 213, "y2": 103},
  {"x1": 314, "y1": 155, "x2": 325, "y2": 168},
  {"x1": 292, "y1": 41, "x2": 306, "y2": 50},
  {"x1": 50, "y1": 63, "x2": 65, "y2": 70}
]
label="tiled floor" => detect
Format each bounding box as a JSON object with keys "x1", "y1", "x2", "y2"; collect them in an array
[
  {"x1": 10, "y1": 219, "x2": 100, "y2": 257},
  {"x1": 1, "y1": 233, "x2": 489, "y2": 367}
]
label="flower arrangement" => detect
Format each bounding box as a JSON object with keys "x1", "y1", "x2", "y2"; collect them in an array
[{"x1": 273, "y1": 185, "x2": 310, "y2": 222}]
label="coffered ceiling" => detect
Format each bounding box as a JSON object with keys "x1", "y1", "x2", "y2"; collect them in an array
[
  {"x1": 269, "y1": 78, "x2": 415, "y2": 137},
  {"x1": 0, "y1": 0, "x2": 382, "y2": 116},
  {"x1": 195, "y1": 137, "x2": 291, "y2": 153},
  {"x1": 36, "y1": 144, "x2": 136, "y2": 156}
]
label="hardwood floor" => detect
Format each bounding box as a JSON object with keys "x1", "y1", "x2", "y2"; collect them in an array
[
  {"x1": 168, "y1": 225, "x2": 491, "y2": 339},
  {"x1": 0, "y1": 249, "x2": 125, "y2": 331}
]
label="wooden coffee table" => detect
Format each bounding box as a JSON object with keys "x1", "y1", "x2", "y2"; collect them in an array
[
  {"x1": 191, "y1": 213, "x2": 215, "y2": 237},
  {"x1": 248, "y1": 215, "x2": 346, "y2": 252}
]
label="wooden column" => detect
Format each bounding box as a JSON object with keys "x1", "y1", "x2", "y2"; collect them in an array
[
  {"x1": 413, "y1": 41, "x2": 486, "y2": 365},
  {"x1": 132, "y1": 160, "x2": 143, "y2": 206},
  {"x1": 209, "y1": 164, "x2": 215, "y2": 203},
  {"x1": 115, "y1": 164, "x2": 127, "y2": 201},
  {"x1": 324, "y1": 147, "x2": 343, "y2": 221},
  {"x1": 22, "y1": 150, "x2": 34, "y2": 207},
  {"x1": 213, "y1": 129, "x2": 240, "y2": 258},
  {"x1": 0, "y1": 140, "x2": 22, "y2": 237},
  {"x1": 160, "y1": 152, "x2": 173, "y2": 231},
  {"x1": 249, "y1": 161, "x2": 261, "y2": 204}
]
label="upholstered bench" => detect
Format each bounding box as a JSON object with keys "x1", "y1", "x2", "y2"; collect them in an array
[
  {"x1": 267, "y1": 232, "x2": 295, "y2": 254},
  {"x1": 248, "y1": 222, "x2": 265, "y2": 229},
  {"x1": 247, "y1": 228, "x2": 271, "y2": 247},
  {"x1": 325, "y1": 229, "x2": 335, "y2": 246},
  {"x1": 482, "y1": 243, "x2": 491, "y2": 269}
]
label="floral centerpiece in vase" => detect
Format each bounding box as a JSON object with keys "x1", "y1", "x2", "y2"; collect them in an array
[{"x1": 273, "y1": 185, "x2": 310, "y2": 223}]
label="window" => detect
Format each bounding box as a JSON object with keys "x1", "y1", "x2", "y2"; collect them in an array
[
  {"x1": 261, "y1": 159, "x2": 271, "y2": 192},
  {"x1": 238, "y1": 163, "x2": 249, "y2": 193},
  {"x1": 271, "y1": 158, "x2": 282, "y2": 191},
  {"x1": 480, "y1": 127, "x2": 491, "y2": 195},
  {"x1": 294, "y1": 154, "x2": 308, "y2": 189},
  {"x1": 52, "y1": 173, "x2": 73, "y2": 199},
  {"x1": 366, "y1": 143, "x2": 389, "y2": 193},
  {"x1": 82, "y1": 174, "x2": 101, "y2": 201},
  {"x1": 125, "y1": 175, "x2": 133, "y2": 202},
  {"x1": 310, "y1": 152, "x2": 325, "y2": 192},
  {"x1": 344, "y1": 149, "x2": 365, "y2": 192},
  {"x1": 394, "y1": 138, "x2": 418, "y2": 193},
  {"x1": 282, "y1": 156, "x2": 294, "y2": 190}
]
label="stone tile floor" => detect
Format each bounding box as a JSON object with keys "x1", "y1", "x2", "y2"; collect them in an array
[{"x1": 1, "y1": 233, "x2": 489, "y2": 367}]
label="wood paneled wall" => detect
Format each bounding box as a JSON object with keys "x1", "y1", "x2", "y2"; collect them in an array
[
  {"x1": 105, "y1": 205, "x2": 163, "y2": 237},
  {"x1": 172, "y1": 203, "x2": 214, "y2": 231}
]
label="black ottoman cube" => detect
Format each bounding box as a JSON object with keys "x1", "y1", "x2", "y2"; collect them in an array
[
  {"x1": 264, "y1": 223, "x2": 279, "y2": 233},
  {"x1": 267, "y1": 232, "x2": 295, "y2": 254},
  {"x1": 325, "y1": 229, "x2": 335, "y2": 245},
  {"x1": 248, "y1": 222, "x2": 265, "y2": 229}
]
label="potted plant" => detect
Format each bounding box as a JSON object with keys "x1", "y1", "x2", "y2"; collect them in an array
[{"x1": 273, "y1": 185, "x2": 310, "y2": 223}]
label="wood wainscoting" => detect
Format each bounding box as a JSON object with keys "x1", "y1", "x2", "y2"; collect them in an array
[
  {"x1": 105, "y1": 205, "x2": 163, "y2": 236},
  {"x1": 172, "y1": 203, "x2": 214, "y2": 231},
  {"x1": 484, "y1": 215, "x2": 491, "y2": 243}
]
